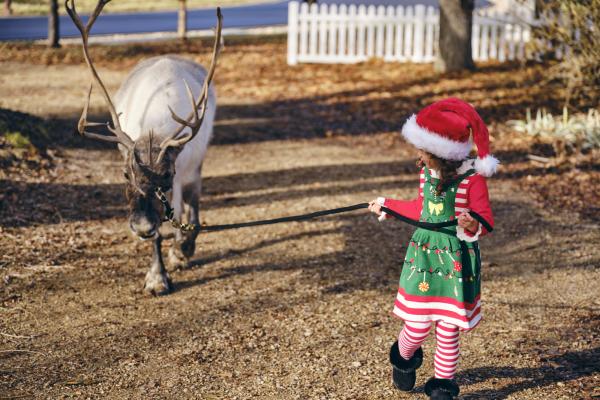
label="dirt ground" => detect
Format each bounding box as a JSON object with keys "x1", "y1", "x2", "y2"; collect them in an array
[{"x1": 1, "y1": 38, "x2": 599, "y2": 399}]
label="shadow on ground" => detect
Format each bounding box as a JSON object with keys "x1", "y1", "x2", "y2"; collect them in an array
[
  {"x1": 459, "y1": 346, "x2": 600, "y2": 399},
  {"x1": 0, "y1": 159, "x2": 415, "y2": 228},
  {"x1": 213, "y1": 63, "x2": 571, "y2": 144},
  {"x1": 176, "y1": 194, "x2": 589, "y2": 297}
]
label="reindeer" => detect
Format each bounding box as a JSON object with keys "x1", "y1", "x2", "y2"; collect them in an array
[{"x1": 65, "y1": 0, "x2": 222, "y2": 295}]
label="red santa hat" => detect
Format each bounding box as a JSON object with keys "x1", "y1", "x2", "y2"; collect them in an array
[{"x1": 401, "y1": 98, "x2": 499, "y2": 177}]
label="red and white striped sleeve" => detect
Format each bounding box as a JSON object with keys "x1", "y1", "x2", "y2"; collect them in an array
[
  {"x1": 456, "y1": 174, "x2": 494, "y2": 241},
  {"x1": 376, "y1": 168, "x2": 424, "y2": 221}
]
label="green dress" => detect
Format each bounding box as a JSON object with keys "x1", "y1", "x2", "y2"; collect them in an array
[{"x1": 392, "y1": 167, "x2": 482, "y2": 330}]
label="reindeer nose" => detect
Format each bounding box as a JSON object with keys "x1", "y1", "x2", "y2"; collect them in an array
[{"x1": 129, "y1": 217, "x2": 157, "y2": 239}]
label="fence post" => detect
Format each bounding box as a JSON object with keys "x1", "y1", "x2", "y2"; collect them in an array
[
  {"x1": 348, "y1": 4, "x2": 357, "y2": 60},
  {"x1": 424, "y1": 6, "x2": 435, "y2": 62},
  {"x1": 479, "y1": 11, "x2": 490, "y2": 61},
  {"x1": 395, "y1": 5, "x2": 404, "y2": 61},
  {"x1": 318, "y1": 3, "x2": 328, "y2": 57},
  {"x1": 498, "y1": 22, "x2": 506, "y2": 62},
  {"x1": 299, "y1": 2, "x2": 309, "y2": 58},
  {"x1": 177, "y1": 0, "x2": 188, "y2": 41},
  {"x1": 338, "y1": 4, "x2": 348, "y2": 59},
  {"x1": 366, "y1": 5, "x2": 376, "y2": 58},
  {"x1": 413, "y1": 4, "x2": 425, "y2": 62},
  {"x1": 521, "y1": 23, "x2": 531, "y2": 59},
  {"x1": 384, "y1": 5, "x2": 394, "y2": 61},
  {"x1": 489, "y1": 11, "x2": 498, "y2": 60},
  {"x1": 309, "y1": 3, "x2": 318, "y2": 57},
  {"x1": 507, "y1": 24, "x2": 515, "y2": 60},
  {"x1": 516, "y1": 23, "x2": 525, "y2": 59},
  {"x1": 375, "y1": 5, "x2": 385, "y2": 58},
  {"x1": 329, "y1": 4, "x2": 338, "y2": 58},
  {"x1": 472, "y1": 14, "x2": 480, "y2": 61},
  {"x1": 357, "y1": 5, "x2": 366, "y2": 60},
  {"x1": 404, "y1": 6, "x2": 413, "y2": 60},
  {"x1": 287, "y1": 1, "x2": 299, "y2": 65}
]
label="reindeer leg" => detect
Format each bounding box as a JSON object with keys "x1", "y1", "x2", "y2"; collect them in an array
[
  {"x1": 168, "y1": 181, "x2": 201, "y2": 269},
  {"x1": 144, "y1": 235, "x2": 172, "y2": 296},
  {"x1": 180, "y1": 196, "x2": 200, "y2": 259},
  {"x1": 167, "y1": 182, "x2": 189, "y2": 269}
]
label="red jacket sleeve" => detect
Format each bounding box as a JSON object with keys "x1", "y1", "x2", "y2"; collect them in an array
[
  {"x1": 381, "y1": 169, "x2": 424, "y2": 221},
  {"x1": 383, "y1": 198, "x2": 423, "y2": 220},
  {"x1": 465, "y1": 174, "x2": 494, "y2": 236}
]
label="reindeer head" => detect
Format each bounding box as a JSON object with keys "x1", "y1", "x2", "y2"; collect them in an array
[
  {"x1": 121, "y1": 136, "x2": 179, "y2": 239},
  {"x1": 66, "y1": 0, "x2": 222, "y2": 239}
]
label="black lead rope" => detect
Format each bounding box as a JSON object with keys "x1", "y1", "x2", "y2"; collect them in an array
[
  {"x1": 156, "y1": 189, "x2": 493, "y2": 237},
  {"x1": 198, "y1": 203, "x2": 370, "y2": 232},
  {"x1": 379, "y1": 205, "x2": 458, "y2": 236},
  {"x1": 196, "y1": 203, "x2": 491, "y2": 236}
]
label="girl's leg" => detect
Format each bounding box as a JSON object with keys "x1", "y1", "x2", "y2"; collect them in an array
[
  {"x1": 390, "y1": 320, "x2": 430, "y2": 392},
  {"x1": 398, "y1": 320, "x2": 432, "y2": 360},
  {"x1": 433, "y1": 321, "x2": 460, "y2": 379}
]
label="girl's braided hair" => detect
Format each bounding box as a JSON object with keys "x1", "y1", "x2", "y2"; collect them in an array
[{"x1": 417, "y1": 153, "x2": 463, "y2": 196}]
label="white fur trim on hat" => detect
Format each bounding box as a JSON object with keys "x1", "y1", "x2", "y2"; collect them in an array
[
  {"x1": 401, "y1": 114, "x2": 473, "y2": 161},
  {"x1": 474, "y1": 155, "x2": 500, "y2": 177}
]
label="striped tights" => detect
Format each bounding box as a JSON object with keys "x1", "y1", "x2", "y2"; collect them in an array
[{"x1": 397, "y1": 320, "x2": 460, "y2": 379}]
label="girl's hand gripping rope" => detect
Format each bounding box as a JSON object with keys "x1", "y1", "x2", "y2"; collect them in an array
[
  {"x1": 457, "y1": 211, "x2": 479, "y2": 234},
  {"x1": 368, "y1": 199, "x2": 383, "y2": 216}
]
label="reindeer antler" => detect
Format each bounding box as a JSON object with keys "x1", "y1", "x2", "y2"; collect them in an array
[
  {"x1": 156, "y1": 7, "x2": 223, "y2": 163},
  {"x1": 65, "y1": 0, "x2": 134, "y2": 149}
]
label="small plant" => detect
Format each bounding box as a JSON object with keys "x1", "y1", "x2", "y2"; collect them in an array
[
  {"x1": 508, "y1": 107, "x2": 600, "y2": 160},
  {"x1": 4, "y1": 131, "x2": 32, "y2": 149}
]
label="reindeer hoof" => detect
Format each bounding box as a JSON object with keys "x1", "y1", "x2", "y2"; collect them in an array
[
  {"x1": 168, "y1": 246, "x2": 189, "y2": 270},
  {"x1": 144, "y1": 271, "x2": 172, "y2": 296}
]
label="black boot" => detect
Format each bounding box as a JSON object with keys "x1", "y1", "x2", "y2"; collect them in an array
[
  {"x1": 389, "y1": 341, "x2": 423, "y2": 391},
  {"x1": 424, "y1": 377, "x2": 460, "y2": 400}
]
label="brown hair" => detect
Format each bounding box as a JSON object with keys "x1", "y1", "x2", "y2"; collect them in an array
[{"x1": 417, "y1": 153, "x2": 463, "y2": 196}]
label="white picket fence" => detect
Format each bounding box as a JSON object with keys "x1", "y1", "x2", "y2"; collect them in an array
[{"x1": 287, "y1": 2, "x2": 533, "y2": 65}]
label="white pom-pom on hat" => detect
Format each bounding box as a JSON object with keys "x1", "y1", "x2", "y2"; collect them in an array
[{"x1": 474, "y1": 154, "x2": 500, "y2": 177}]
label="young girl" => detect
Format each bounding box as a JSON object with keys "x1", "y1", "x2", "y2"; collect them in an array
[{"x1": 369, "y1": 98, "x2": 497, "y2": 400}]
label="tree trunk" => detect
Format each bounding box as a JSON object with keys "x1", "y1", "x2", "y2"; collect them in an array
[
  {"x1": 435, "y1": 0, "x2": 475, "y2": 73},
  {"x1": 48, "y1": 0, "x2": 60, "y2": 48},
  {"x1": 177, "y1": 0, "x2": 187, "y2": 41},
  {"x1": 4, "y1": 0, "x2": 12, "y2": 16}
]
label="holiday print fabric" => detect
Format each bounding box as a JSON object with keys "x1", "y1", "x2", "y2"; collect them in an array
[{"x1": 390, "y1": 167, "x2": 483, "y2": 330}]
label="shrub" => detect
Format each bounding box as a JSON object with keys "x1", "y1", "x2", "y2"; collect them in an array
[{"x1": 530, "y1": 1, "x2": 600, "y2": 106}]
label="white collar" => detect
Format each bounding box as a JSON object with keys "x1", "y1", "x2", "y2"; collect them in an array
[
  {"x1": 428, "y1": 168, "x2": 440, "y2": 178},
  {"x1": 456, "y1": 159, "x2": 475, "y2": 175}
]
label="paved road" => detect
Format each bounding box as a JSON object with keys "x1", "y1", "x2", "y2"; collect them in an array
[
  {"x1": 0, "y1": 1, "x2": 290, "y2": 41},
  {"x1": 0, "y1": 0, "x2": 491, "y2": 42}
]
